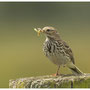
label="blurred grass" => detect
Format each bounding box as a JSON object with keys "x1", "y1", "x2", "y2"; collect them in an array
[{"x1": 0, "y1": 2, "x2": 90, "y2": 88}]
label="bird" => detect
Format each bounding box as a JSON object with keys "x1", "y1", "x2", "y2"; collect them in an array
[{"x1": 34, "y1": 26, "x2": 84, "y2": 76}]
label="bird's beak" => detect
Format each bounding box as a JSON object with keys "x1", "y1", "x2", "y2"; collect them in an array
[{"x1": 34, "y1": 28, "x2": 43, "y2": 36}]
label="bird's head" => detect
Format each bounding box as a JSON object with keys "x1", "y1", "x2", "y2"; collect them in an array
[
  {"x1": 42, "y1": 26, "x2": 56, "y2": 35},
  {"x1": 34, "y1": 26, "x2": 60, "y2": 40}
]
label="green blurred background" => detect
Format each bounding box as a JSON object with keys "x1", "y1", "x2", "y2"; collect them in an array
[{"x1": 0, "y1": 2, "x2": 90, "y2": 88}]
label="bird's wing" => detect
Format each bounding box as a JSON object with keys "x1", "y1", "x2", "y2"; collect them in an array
[{"x1": 62, "y1": 41, "x2": 75, "y2": 64}]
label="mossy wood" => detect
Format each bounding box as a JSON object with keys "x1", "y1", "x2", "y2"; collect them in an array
[{"x1": 9, "y1": 74, "x2": 90, "y2": 88}]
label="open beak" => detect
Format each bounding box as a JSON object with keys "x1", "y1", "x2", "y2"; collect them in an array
[{"x1": 34, "y1": 28, "x2": 43, "y2": 36}]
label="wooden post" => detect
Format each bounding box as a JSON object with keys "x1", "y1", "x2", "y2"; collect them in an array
[{"x1": 9, "y1": 74, "x2": 90, "y2": 88}]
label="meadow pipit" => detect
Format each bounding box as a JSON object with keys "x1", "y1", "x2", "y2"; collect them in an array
[{"x1": 34, "y1": 26, "x2": 83, "y2": 76}]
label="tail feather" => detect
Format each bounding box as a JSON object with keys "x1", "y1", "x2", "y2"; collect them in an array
[
  {"x1": 69, "y1": 66, "x2": 83, "y2": 75},
  {"x1": 67, "y1": 62, "x2": 84, "y2": 75}
]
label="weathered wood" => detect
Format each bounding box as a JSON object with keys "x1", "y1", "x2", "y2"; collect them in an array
[{"x1": 9, "y1": 73, "x2": 90, "y2": 88}]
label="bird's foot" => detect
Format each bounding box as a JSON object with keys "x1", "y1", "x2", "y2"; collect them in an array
[{"x1": 52, "y1": 73, "x2": 60, "y2": 76}]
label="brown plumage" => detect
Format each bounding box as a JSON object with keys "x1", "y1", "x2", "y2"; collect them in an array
[{"x1": 35, "y1": 26, "x2": 83, "y2": 76}]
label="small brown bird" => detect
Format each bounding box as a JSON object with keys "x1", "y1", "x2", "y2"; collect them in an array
[{"x1": 34, "y1": 26, "x2": 83, "y2": 76}]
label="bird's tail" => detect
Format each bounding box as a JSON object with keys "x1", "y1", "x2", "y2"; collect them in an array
[{"x1": 67, "y1": 62, "x2": 84, "y2": 75}]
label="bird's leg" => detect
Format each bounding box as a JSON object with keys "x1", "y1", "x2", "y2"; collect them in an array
[
  {"x1": 52, "y1": 65, "x2": 60, "y2": 76},
  {"x1": 56, "y1": 65, "x2": 60, "y2": 75}
]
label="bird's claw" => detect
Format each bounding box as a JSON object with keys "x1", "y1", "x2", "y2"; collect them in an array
[{"x1": 52, "y1": 73, "x2": 60, "y2": 76}]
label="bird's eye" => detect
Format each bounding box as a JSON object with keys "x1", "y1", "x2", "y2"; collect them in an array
[{"x1": 47, "y1": 29, "x2": 50, "y2": 31}]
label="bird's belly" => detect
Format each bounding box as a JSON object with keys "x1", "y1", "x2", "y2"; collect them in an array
[
  {"x1": 47, "y1": 52, "x2": 68, "y2": 66},
  {"x1": 43, "y1": 40, "x2": 70, "y2": 66}
]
